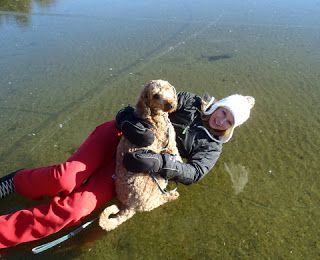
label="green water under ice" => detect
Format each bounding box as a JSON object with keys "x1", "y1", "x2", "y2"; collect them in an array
[{"x1": 0, "y1": 0, "x2": 319, "y2": 259}]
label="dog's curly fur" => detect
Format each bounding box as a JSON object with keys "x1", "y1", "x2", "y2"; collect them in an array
[{"x1": 99, "y1": 80, "x2": 181, "y2": 231}]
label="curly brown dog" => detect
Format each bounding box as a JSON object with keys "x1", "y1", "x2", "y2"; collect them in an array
[{"x1": 99, "y1": 80, "x2": 181, "y2": 231}]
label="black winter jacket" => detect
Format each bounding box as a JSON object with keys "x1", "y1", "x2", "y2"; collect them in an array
[{"x1": 164, "y1": 91, "x2": 222, "y2": 185}]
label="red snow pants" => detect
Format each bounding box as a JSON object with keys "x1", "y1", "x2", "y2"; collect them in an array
[{"x1": 0, "y1": 120, "x2": 121, "y2": 248}]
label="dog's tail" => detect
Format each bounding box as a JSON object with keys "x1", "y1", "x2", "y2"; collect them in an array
[{"x1": 99, "y1": 205, "x2": 136, "y2": 231}]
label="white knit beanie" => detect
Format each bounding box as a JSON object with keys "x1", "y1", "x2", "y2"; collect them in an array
[{"x1": 203, "y1": 94, "x2": 255, "y2": 143}]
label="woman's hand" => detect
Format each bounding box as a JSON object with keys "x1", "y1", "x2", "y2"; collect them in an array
[
  {"x1": 123, "y1": 150, "x2": 162, "y2": 174},
  {"x1": 115, "y1": 106, "x2": 154, "y2": 147},
  {"x1": 123, "y1": 150, "x2": 180, "y2": 179}
]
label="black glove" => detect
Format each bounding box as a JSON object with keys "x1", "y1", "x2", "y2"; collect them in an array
[
  {"x1": 123, "y1": 150, "x2": 180, "y2": 180},
  {"x1": 115, "y1": 106, "x2": 154, "y2": 147},
  {"x1": 123, "y1": 150, "x2": 163, "y2": 174}
]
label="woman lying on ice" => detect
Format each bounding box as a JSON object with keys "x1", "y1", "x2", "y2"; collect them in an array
[{"x1": 0, "y1": 80, "x2": 254, "y2": 248}]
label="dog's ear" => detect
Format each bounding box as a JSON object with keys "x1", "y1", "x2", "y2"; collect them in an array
[{"x1": 136, "y1": 82, "x2": 152, "y2": 119}]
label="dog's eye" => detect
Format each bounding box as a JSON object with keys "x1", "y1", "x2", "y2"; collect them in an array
[{"x1": 153, "y1": 94, "x2": 160, "y2": 99}]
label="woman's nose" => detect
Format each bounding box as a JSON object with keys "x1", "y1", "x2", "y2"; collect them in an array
[{"x1": 216, "y1": 117, "x2": 226, "y2": 126}]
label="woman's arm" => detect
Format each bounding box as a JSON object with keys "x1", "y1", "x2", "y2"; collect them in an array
[
  {"x1": 160, "y1": 140, "x2": 222, "y2": 185},
  {"x1": 123, "y1": 140, "x2": 222, "y2": 185}
]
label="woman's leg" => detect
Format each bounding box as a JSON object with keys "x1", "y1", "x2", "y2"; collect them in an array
[
  {"x1": 0, "y1": 161, "x2": 116, "y2": 249},
  {"x1": 13, "y1": 120, "x2": 120, "y2": 199}
]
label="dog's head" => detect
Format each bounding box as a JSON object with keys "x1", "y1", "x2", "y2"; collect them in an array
[{"x1": 136, "y1": 80, "x2": 177, "y2": 118}]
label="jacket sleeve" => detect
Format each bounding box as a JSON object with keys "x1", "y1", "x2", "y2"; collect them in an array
[
  {"x1": 176, "y1": 91, "x2": 200, "y2": 111},
  {"x1": 160, "y1": 139, "x2": 222, "y2": 185}
]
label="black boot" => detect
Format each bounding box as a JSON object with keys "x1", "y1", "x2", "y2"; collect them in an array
[{"x1": 0, "y1": 171, "x2": 16, "y2": 198}]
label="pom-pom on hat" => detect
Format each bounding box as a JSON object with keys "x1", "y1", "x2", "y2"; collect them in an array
[{"x1": 203, "y1": 94, "x2": 255, "y2": 143}]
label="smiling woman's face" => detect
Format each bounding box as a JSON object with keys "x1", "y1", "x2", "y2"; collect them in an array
[{"x1": 208, "y1": 107, "x2": 234, "y2": 131}]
